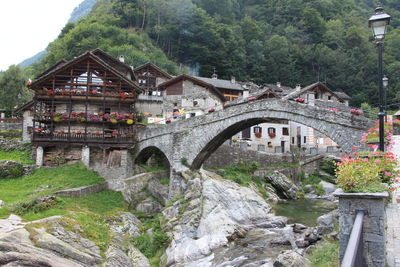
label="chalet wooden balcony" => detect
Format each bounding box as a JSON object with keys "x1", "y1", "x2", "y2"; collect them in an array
[
  {"x1": 33, "y1": 132, "x2": 135, "y2": 145},
  {"x1": 36, "y1": 94, "x2": 135, "y2": 103}
]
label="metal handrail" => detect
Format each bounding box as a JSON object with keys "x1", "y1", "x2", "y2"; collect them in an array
[{"x1": 341, "y1": 210, "x2": 365, "y2": 267}]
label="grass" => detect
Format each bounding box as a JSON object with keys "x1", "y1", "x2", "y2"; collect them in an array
[
  {"x1": 308, "y1": 238, "x2": 339, "y2": 267},
  {"x1": 0, "y1": 163, "x2": 104, "y2": 217},
  {"x1": 0, "y1": 149, "x2": 34, "y2": 165},
  {"x1": 132, "y1": 214, "x2": 169, "y2": 267},
  {"x1": 0, "y1": 162, "x2": 131, "y2": 255}
]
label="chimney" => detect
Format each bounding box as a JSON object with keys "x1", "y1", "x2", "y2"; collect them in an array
[
  {"x1": 212, "y1": 73, "x2": 218, "y2": 79},
  {"x1": 296, "y1": 84, "x2": 301, "y2": 91},
  {"x1": 276, "y1": 82, "x2": 281, "y2": 88},
  {"x1": 231, "y1": 76, "x2": 236, "y2": 84},
  {"x1": 119, "y1": 55, "x2": 125, "y2": 63}
]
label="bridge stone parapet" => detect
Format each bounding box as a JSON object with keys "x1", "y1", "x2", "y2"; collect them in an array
[{"x1": 135, "y1": 99, "x2": 374, "y2": 197}]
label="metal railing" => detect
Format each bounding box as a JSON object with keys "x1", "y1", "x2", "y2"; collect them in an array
[{"x1": 341, "y1": 210, "x2": 365, "y2": 267}]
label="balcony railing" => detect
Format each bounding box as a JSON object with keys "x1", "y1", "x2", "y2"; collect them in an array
[{"x1": 33, "y1": 132, "x2": 135, "y2": 144}]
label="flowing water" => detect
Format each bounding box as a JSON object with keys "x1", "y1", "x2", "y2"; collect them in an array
[{"x1": 273, "y1": 198, "x2": 338, "y2": 226}]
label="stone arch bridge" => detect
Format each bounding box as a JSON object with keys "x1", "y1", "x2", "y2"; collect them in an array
[{"x1": 134, "y1": 98, "x2": 373, "y2": 196}]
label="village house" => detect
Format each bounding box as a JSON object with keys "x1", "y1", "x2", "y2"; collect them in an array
[
  {"x1": 28, "y1": 49, "x2": 142, "y2": 168},
  {"x1": 134, "y1": 62, "x2": 173, "y2": 117},
  {"x1": 157, "y1": 74, "x2": 225, "y2": 119}
]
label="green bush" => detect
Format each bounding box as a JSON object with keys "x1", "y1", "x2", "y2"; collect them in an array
[
  {"x1": 315, "y1": 184, "x2": 325, "y2": 196},
  {"x1": 0, "y1": 162, "x2": 24, "y2": 179},
  {"x1": 132, "y1": 215, "x2": 169, "y2": 259},
  {"x1": 10, "y1": 196, "x2": 60, "y2": 215},
  {"x1": 320, "y1": 159, "x2": 336, "y2": 176}
]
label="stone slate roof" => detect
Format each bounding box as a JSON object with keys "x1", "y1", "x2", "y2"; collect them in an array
[
  {"x1": 158, "y1": 74, "x2": 226, "y2": 102},
  {"x1": 334, "y1": 91, "x2": 351, "y2": 100},
  {"x1": 225, "y1": 88, "x2": 280, "y2": 107},
  {"x1": 263, "y1": 83, "x2": 294, "y2": 96},
  {"x1": 133, "y1": 62, "x2": 173, "y2": 79},
  {"x1": 195, "y1": 77, "x2": 244, "y2": 91},
  {"x1": 282, "y1": 82, "x2": 345, "y2": 102}
]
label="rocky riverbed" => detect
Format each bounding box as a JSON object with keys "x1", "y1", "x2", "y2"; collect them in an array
[{"x1": 0, "y1": 169, "x2": 338, "y2": 267}]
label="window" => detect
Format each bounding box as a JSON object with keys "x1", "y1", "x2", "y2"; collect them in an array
[
  {"x1": 193, "y1": 101, "x2": 198, "y2": 107},
  {"x1": 173, "y1": 103, "x2": 178, "y2": 107},
  {"x1": 268, "y1": 127, "x2": 276, "y2": 134},
  {"x1": 315, "y1": 93, "x2": 319, "y2": 99},
  {"x1": 282, "y1": 127, "x2": 289, "y2": 136},
  {"x1": 292, "y1": 137, "x2": 295, "y2": 144},
  {"x1": 254, "y1": 126, "x2": 262, "y2": 133},
  {"x1": 328, "y1": 95, "x2": 332, "y2": 100},
  {"x1": 190, "y1": 113, "x2": 196, "y2": 117},
  {"x1": 304, "y1": 136, "x2": 307, "y2": 143}
]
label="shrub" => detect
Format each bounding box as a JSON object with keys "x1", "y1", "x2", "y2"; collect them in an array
[
  {"x1": 336, "y1": 152, "x2": 399, "y2": 192},
  {"x1": 320, "y1": 159, "x2": 336, "y2": 176},
  {"x1": 10, "y1": 195, "x2": 60, "y2": 215},
  {"x1": 0, "y1": 161, "x2": 24, "y2": 179}
]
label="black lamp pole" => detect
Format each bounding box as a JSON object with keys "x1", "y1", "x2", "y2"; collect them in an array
[
  {"x1": 377, "y1": 41, "x2": 385, "y2": 151},
  {"x1": 369, "y1": 7, "x2": 391, "y2": 152}
]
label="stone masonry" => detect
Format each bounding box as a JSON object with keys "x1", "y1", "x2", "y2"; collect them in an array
[
  {"x1": 135, "y1": 98, "x2": 373, "y2": 197},
  {"x1": 334, "y1": 189, "x2": 388, "y2": 266}
]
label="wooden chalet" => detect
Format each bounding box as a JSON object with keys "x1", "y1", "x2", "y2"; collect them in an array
[
  {"x1": 133, "y1": 62, "x2": 172, "y2": 96},
  {"x1": 29, "y1": 49, "x2": 143, "y2": 149}
]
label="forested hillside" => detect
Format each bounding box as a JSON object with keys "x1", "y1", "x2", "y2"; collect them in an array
[{"x1": 30, "y1": 0, "x2": 400, "y2": 107}]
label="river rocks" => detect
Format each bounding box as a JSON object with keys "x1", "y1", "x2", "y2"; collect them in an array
[
  {"x1": 0, "y1": 214, "x2": 26, "y2": 234},
  {"x1": 135, "y1": 197, "x2": 162, "y2": 213},
  {"x1": 253, "y1": 170, "x2": 300, "y2": 199},
  {"x1": 147, "y1": 178, "x2": 169, "y2": 205},
  {"x1": 106, "y1": 212, "x2": 150, "y2": 267},
  {"x1": 293, "y1": 223, "x2": 307, "y2": 233},
  {"x1": 163, "y1": 170, "x2": 287, "y2": 266},
  {"x1": 0, "y1": 228, "x2": 84, "y2": 267},
  {"x1": 316, "y1": 209, "x2": 339, "y2": 234},
  {"x1": 274, "y1": 250, "x2": 311, "y2": 267},
  {"x1": 319, "y1": 181, "x2": 337, "y2": 195}
]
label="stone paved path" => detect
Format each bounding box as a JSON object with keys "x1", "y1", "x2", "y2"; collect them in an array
[{"x1": 386, "y1": 135, "x2": 400, "y2": 267}]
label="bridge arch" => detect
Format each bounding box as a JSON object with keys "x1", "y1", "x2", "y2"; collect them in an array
[
  {"x1": 135, "y1": 145, "x2": 171, "y2": 171},
  {"x1": 136, "y1": 99, "x2": 373, "y2": 172}
]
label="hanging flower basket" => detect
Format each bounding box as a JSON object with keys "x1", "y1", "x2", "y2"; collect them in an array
[
  {"x1": 268, "y1": 132, "x2": 276, "y2": 138},
  {"x1": 110, "y1": 119, "x2": 118, "y2": 124},
  {"x1": 350, "y1": 109, "x2": 363, "y2": 115},
  {"x1": 126, "y1": 119, "x2": 134, "y2": 125},
  {"x1": 294, "y1": 97, "x2": 305, "y2": 103},
  {"x1": 255, "y1": 132, "x2": 262, "y2": 138},
  {"x1": 208, "y1": 108, "x2": 215, "y2": 113},
  {"x1": 247, "y1": 97, "x2": 257, "y2": 101}
]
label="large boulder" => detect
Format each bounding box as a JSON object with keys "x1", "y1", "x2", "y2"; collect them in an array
[
  {"x1": 163, "y1": 170, "x2": 286, "y2": 266},
  {"x1": 253, "y1": 170, "x2": 300, "y2": 199},
  {"x1": 273, "y1": 250, "x2": 311, "y2": 267},
  {"x1": 318, "y1": 181, "x2": 337, "y2": 195},
  {"x1": 317, "y1": 209, "x2": 339, "y2": 234}
]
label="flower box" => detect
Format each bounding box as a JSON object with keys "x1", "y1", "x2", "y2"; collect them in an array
[
  {"x1": 268, "y1": 132, "x2": 276, "y2": 138},
  {"x1": 294, "y1": 97, "x2": 305, "y2": 103},
  {"x1": 247, "y1": 97, "x2": 257, "y2": 101},
  {"x1": 350, "y1": 109, "x2": 363, "y2": 115},
  {"x1": 208, "y1": 108, "x2": 215, "y2": 113},
  {"x1": 255, "y1": 132, "x2": 262, "y2": 138}
]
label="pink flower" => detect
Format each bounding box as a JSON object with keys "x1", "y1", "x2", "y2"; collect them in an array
[
  {"x1": 385, "y1": 172, "x2": 392, "y2": 176},
  {"x1": 374, "y1": 159, "x2": 381, "y2": 163},
  {"x1": 352, "y1": 146, "x2": 357, "y2": 150}
]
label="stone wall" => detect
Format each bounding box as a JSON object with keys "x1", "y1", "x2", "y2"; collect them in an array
[
  {"x1": 0, "y1": 122, "x2": 22, "y2": 130},
  {"x1": 334, "y1": 190, "x2": 388, "y2": 266},
  {"x1": 55, "y1": 182, "x2": 107, "y2": 197}
]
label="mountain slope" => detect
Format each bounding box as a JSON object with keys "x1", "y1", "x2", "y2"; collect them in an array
[{"x1": 30, "y1": 0, "x2": 400, "y2": 107}]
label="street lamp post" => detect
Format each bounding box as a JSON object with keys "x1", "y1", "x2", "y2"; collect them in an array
[
  {"x1": 383, "y1": 75, "x2": 389, "y2": 121},
  {"x1": 369, "y1": 7, "x2": 391, "y2": 152}
]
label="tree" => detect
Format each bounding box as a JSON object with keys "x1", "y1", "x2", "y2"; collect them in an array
[{"x1": 0, "y1": 65, "x2": 30, "y2": 116}]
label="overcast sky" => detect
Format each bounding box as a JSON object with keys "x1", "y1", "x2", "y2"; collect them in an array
[{"x1": 0, "y1": 0, "x2": 83, "y2": 71}]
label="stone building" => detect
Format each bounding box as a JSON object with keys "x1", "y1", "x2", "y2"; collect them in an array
[
  {"x1": 134, "y1": 62, "x2": 172, "y2": 117},
  {"x1": 15, "y1": 100, "x2": 34, "y2": 142},
  {"x1": 28, "y1": 49, "x2": 142, "y2": 168},
  {"x1": 158, "y1": 74, "x2": 225, "y2": 119}
]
